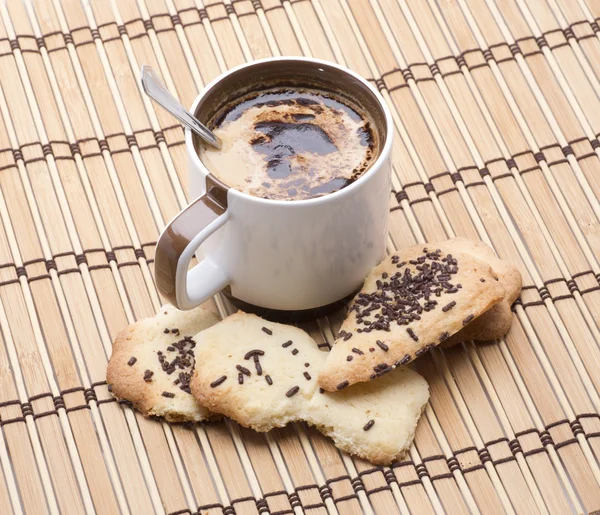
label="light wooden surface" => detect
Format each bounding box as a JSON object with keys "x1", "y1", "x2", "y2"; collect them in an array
[{"x1": 0, "y1": 0, "x2": 599, "y2": 513}]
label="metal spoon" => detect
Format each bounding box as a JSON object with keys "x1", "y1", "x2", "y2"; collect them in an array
[{"x1": 140, "y1": 65, "x2": 222, "y2": 149}]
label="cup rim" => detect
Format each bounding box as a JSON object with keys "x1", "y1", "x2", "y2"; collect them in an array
[{"x1": 185, "y1": 56, "x2": 393, "y2": 206}]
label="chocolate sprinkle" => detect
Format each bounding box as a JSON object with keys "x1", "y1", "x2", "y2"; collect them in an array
[
  {"x1": 163, "y1": 328, "x2": 170, "y2": 334},
  {"x1": 304, "y1": 372, "x2": 311, "y2": 380},
  {"x1": 244, "y1": 349, "x2": 265, "y2": 359},
  {"x1": 238, "y1": 373, "x2": 244, "y2": 385},
  {"x1": 265, "y1": 375, "x2": 273, "y2": 385},
  {"x1": 442, "y1": 301, "x2": 456, "y2": 312},
  {"x1": 352, "y1": 347, "x2": 364, "y2": 355},
  {"x1": 407, "y1": 328, "x2": 418, "y2": 341},
  {"x1": 463, "y1": 314, "x2": 474, "y2": 326},
  {"x1": 343, "y1": 332, "x2": 352, "y2": 341},
  {"x1": 439, "y1": 332, "x2": 449, "y2": 342},
  {"x1": 363, "y1": 419, "x2": 375, "y2": 431},
  {"x1": 304, "y1": 363, "x2": 310, "y2": 367},
  {"x1": 155, "y1": 335, "x2": 197, "y2": 393},
  {"x1": 347, "y1": 355, "x2": 353, "y2": 361},
  {"x1": 127, "y1": 357, "x2": 137, "y2": 366},
  {"x1": 351, "y1": 249, "x2": 460, "y2": 333},
  {"x1": 292, "y1": 349, "x2": 299, "y2": 355},
  {"x1": 143, "y1": 370, "x2": 153, "y2": 382},
  {"x1": 281, "y1": 340, "x2": 293, "y2": 348},
  {"x1": 286, "y1": 386, "x2": 300, "y2": 397},
  {"x1": 397, "y1": 354, "x2": 411, "y2": 366},
  {"x1": 336, "y1": 381, "x2": 349, "y2": 390},
  {"x1": 415, "y1": 344, "x2": 434, "y2": 357},
  {"x1": 480, "y1": 278, "x2": 486, "y2": 282},
  {"x1": 262, "y1": 327, "x2": 273, "y2": 335},
  {"x1": 210, "y1": 376, "x2": 227, "y2": 388},
  {"x1": 236, "y1": 365, "x2": 251, "y2": 376},
  {"x1": 319, "y1": 388, "x2": 325, "y2": 394},
  {"x1": 162, "y1": 391, "x2": 175, "y2": 398},
  {"x1": 254, "y1": 355, "x2": 263, "y2": 376},
  {"x1": 376, "y1": 340, "x2": 389, "y2": 351}
]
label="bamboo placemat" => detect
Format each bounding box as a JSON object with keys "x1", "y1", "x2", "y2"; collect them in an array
[{"x1": 0, "y1": 0, "x2": 599, "y2": 513}]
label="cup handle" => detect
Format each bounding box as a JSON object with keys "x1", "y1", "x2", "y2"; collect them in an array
[{"x1": 155, "y1": 185, "x2": 229, "y2": 310}]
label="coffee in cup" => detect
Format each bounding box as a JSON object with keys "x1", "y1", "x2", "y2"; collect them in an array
[{"x1": 198, "y1": 87, "x2": 380, "y2": 200}]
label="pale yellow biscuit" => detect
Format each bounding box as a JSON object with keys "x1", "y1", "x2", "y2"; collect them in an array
[
  {"x1": 107, "y1": 304, "x2": 220, "y2": 422},
  {"x1": 306, "y1": 367, "x2": 429, "y2": 465},
  {"x1": 190, "y1": 312, "x2": 324, "y2": 431},
  {"x1": 318, "y1": 242, "x2": 505, "y2": 392},
  {"x1": 439, "y1": 238, "x2": 522, "y2": 347},
  {"x1": 190, "y1": 312, "x2": 429, "y2": 465}
]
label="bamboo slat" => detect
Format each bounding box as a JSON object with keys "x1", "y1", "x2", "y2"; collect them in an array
[{"x1": 0, "y1": 0, "x2": 599, "y2": 513}]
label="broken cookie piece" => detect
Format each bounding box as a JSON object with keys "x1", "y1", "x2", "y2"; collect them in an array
[
  {"x1": 438, "y1": 238, "x2": 522, "y2": 347},
  {"x1": 106, "y1": 304, "x2": 220, "y2": 422},
  {"x1": 318, "y1": 241, "x2": 505, "y2": 392},
  {"x1": 190, "y1": 312, "x2": 429, "y2": 465}
]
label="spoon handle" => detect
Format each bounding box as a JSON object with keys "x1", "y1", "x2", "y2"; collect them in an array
[{"x1": 140, "y1": 65, "x2": 222, "y2": 149}]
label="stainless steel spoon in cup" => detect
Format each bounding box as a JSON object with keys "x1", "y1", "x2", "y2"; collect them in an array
[{"x1": 140, "y1": 65, "x2": 222, "y2": 150}]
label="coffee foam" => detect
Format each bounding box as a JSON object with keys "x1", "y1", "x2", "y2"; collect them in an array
[{"x1": 198, "y1": 89, "x2": 377, "y2": 200}]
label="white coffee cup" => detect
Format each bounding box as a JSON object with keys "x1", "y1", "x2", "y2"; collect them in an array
[{"x1": 155, "y1": 57, "x2": 393, "y2": 312}]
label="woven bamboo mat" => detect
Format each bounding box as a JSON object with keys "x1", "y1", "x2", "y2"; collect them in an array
[{"x1": 1, "y1": 0, "x2": 600, "y2": 513}]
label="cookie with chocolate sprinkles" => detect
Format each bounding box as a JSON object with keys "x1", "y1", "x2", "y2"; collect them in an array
[
  {"x1": 306, "y1": 366, "x2": 429, "y2": 465},
  {"x1": 190, "y1": 312, "x2": 429, "y2": 466},
  {"x1": 106, "y1": 304, "x2": 220, "y2": 422},
  {"x1": 436, "y1": 238, "x2": 522, "y2": 348},
  {"x1": 190, "y1": 312, "x2": 325, "y2": 432},
  {"x1": 318, "y1": 240, "x2": 506, "y2": 391}
]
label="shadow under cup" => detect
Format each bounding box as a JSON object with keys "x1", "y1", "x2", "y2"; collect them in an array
[{"x1": 190, "y1": 60, "x2": 389, "y2": 322}]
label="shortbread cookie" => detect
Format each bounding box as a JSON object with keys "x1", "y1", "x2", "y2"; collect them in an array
[
  {"x1": 439, "y1": 238, "x2": 522, "y2": 347},
  {"x1": 190, "y1": 312, "x2": 429, "y2": 464},
  {"x1": 306, "y1": 367, "x2": 429, "y2": 465},
  {"x1": 318, "y1": 243, "x2": 505, "y2": 391},
  {"x1": 190, "y1": 312, "x2": 325, "y2": 431},
  {"x1": 107, "y1": 304, "x2": 220, "y2": 422}
]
